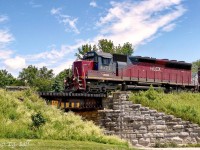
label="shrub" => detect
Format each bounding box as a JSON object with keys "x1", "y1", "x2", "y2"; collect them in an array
[{"x1": 31, "y1": 112, "x2": 46, "y2": 129}]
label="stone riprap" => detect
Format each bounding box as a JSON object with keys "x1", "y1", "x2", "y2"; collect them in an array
[{"x1": 98, "y1": 92, "x2": 200, "y2": 147}]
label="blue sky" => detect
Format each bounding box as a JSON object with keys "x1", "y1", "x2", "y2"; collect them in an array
[{"x1": 0, "y1": 0, "x2": 200, "y2": 76}]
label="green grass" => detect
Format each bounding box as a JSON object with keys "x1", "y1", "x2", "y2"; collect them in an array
[
  {"x1": 0, "y1": 139, "x2": 135, "y2": 150},
  {"x1": 0, "y1": 89, "x2": 129, "y2": 147},
  {"x1": 129, "y1": 87, "x2": 200, "y2": 125}
]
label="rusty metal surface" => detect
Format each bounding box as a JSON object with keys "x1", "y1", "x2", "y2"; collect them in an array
[{"x1": 38, "y1": 92, "x2": 107, "y2": 98}]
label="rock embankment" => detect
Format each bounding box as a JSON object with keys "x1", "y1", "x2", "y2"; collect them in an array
[{"x1": 98, "y1": 92, "x2": 200, "y2": 147}]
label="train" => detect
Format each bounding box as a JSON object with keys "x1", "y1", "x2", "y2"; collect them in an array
[{"x1": 64, "y1": 51, "x2": 199, "y2": 93}]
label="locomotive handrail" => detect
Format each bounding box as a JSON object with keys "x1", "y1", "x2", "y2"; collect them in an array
[{"x1": 75, "y1": 67, "x2": 79, "y2": 81}]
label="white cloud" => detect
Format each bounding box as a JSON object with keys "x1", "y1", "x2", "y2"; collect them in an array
[
  {"x1": 4, "y1": 56, "x2": 26, "y2": 71},
  {"x1": 27, "y1": 45, "x2": 75, "y2": 61},
  {"x1": 51, "y1": 8, "x2": 80, "y2": 34},
  {"x1": 90, "y1": 1, "x2": 97, "y2": 7},
  {"x1": 52, "y1": 59, "x2": 74, "y2": 75},
  {"x1": 29, "y1": 0, "x2": 42, "y2": 8},
  {"x1": 23, "y1": 41, "x2": 86, "y2": 74},
  {"x1": 51, "y1": 8, "x2": 62, "y2": 15},
  {"x1": 0, "y1": 50, "x2": 13, "y2": 59},
  {"x1": 162, "y1": 23, "x2": 176, "y2": 32},
  {"x1": 96, "y1": 0, "x2": 186, "y2": 45},
  {"x1": 0, "y1": 30, "x2": 14, "y2": 44},
  {"x1": 0, "y1": 15, "x2": 8, "y2": 23}
]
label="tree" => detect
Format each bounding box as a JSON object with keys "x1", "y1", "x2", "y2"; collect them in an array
[
  {"x1": 0, "y1": 70, "x2": 16, "y2": 88},
  {"x1": 18, "y1": 65, "x2": 54, "y2": 91},
  {"x1": 191, "y1": 60, "x2": 200, "y2": 85},
  {"x1": 75, "y1": 39, "x2": 134, "y2": 59},
  {"x1": 75, "y1": 44, "x2": 96, "y2": 59},
  {"x1": 34, "y1": 78, "x2": 53, "y2": 92},
  {"x1": 52, "y1": 80, "x2": 63, "y2": 92},
  {"x1": 117, "y1": 42, "x2": 133, "y2": 55},
  {"x1": 192, "y1": 60, "x2": 200, "y2": 73},
  {"x1": 18, "y1": 65, "x2": 38, "y2": 86},
  {"x1": 38, "y1": 66, "x2": 54, "y2": 79},
  {"x1": 98, "y1": 39, "x2": 115, "y2": 54},
  {"x1": 52, "y1": 69, "x2": 72, "y2": 92}
]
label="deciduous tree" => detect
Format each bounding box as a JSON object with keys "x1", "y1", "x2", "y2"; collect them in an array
[
  {"x1": 18, "y1": 65, "x2": 54, "y2": 91},
  {"x1": 75, "y1": 39, "x2": 134, "y2": 59},
  {"x1": 0, "y1": 70, "x2": 16, "y2": 88}
]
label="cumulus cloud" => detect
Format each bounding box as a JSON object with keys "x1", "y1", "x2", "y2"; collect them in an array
[
  {"x1": 51, "y1": 8, "x2": 80, "y2": 34},
  {"x1": 96, "y1": 0, "x2": 186, "y2": 45},
  {"x1": 90, "y1": 1, "x2": 97, "y2": 7},
  {"x1": 4, "y1": 56, "x2": 26, "y2": 70},
  {"x1": 27, "y1": 45, "x2": 75, "y2": 61},
  {"x1": 0, "y1": 1, "x2": 187, "y2": 76},
  {"x1": 52, "y1": 59, "x2": 74, "y2": 75},
  {"x1": 24, "y1": 41, "x2": 86, "y2": 74}
]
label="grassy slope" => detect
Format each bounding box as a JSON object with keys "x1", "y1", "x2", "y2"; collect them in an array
[
  {"x1": 0, "y1": 89, "x2": 131, "y2": 149},
  {"x1": 129, "y1": 88, "x2": 200, "y2": 125},
  {"x1": 0, "y1": 139, "x2": 135, "y2": 150}
]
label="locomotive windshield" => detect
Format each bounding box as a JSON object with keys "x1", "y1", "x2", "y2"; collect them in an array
[
  {"x1": 83, "y1": 52, "x2": 95, "y2": 61},
  {"x1": 102, "y1": 57, "x2": 111, "y2": 65}
]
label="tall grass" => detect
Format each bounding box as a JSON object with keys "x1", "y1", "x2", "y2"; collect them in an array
[
  {"x1": 129, "y1": 88, "x2": 200, "y2": 125},
  {"x1": 0, "y1": 89, "x2": 128, "y2": 146}
]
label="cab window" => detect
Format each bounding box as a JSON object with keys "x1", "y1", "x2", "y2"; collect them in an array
[{"x1": 102, "y1": 58, "x2": 110, "y2": 65}]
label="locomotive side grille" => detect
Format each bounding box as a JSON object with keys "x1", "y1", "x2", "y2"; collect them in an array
[{"x1": 113, "y1": 54, "x2": 127, "y2": 62}]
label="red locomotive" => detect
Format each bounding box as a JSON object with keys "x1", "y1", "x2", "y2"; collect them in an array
[{"x1": 65, "y1": 51, "x2": 198, "y2": 93}]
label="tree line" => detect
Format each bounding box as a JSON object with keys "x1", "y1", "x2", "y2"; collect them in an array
[
  {"x1": 75, "y1": 39, "x2": 134, "y2": 59},
  {"x1": 0, "y1": 66, "x2": 71, "y2": 92},
  {"x1": 0, "y1": 39, "x2": 134, "y2": 92}
]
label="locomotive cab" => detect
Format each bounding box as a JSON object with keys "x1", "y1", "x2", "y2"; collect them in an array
[
  {"x1": 83, "y1": 52, "x2": 98, "y2": 70},
  {"x1": 83, "y1": 51, "x2": 114, "y2": 72}
]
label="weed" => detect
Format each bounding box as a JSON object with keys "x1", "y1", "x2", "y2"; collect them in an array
[
  {"x1": 129, "y1": 88, "x2": 200, "y2": 125},
  {"x1": 0, "y1": 89, "x2": 128, "y2": 146}
]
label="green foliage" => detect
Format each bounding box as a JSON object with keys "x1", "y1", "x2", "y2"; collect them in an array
[
  {"x1": 129, "y1": 89, "x2": 200, "y2": 125},
  {"x1": 0, "y1": 89, "x2": 128, "y2": 146},
  {"x1": 52, "y1": 80, "x2": 63, "y2": 92},
  {"x1": 38, "y1": 66, "x2": 54, "y2": 79},
  {"x1": 0, "y1": 139, "x2": 134, "y2": 150},
  {"x1": 115, "y1": 42, "x2": 133, "y2": 55},
  {"x1": 18, "y1": 65, "x2": 54, "y2": 92},
  {"x1": 75, "y1": 44, "x2": 97, "y2": 59},
  {"x1": 155, "y1": 141, "x2": 178, "y2": 148},
  {"x1": 192, "y1": 59, "x2": 200, "y2": 73},
  {"x1": 0, "y1": 70, "x2": 16, "y2": 88},
  {"x1": 34, "y1": 78, "x2": 53, "y2": 92},
  {"x1": 31, "y1": 112, "x2": 46, "y2": 129},
  {"x1": 98, "y1": 39, "x2": 115, "y2": 54},
  {"x1": 18, "y1": 65, "x2": 38, "y2": 86},
  {"x1": 52, "y1": 69, "x2": 71, "y2": 92},
  {"x1": 75, "y1": 39, "x2": 134, "y2": 59}
]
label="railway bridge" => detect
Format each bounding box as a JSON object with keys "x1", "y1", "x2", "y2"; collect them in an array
[{"x1": 39, "y1": 91, "x2": 200, "y2": 147}]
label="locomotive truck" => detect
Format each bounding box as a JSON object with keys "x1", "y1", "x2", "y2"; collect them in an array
[{"x1": 65, "y1": 51, "x2": 198, "y2": 93}]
